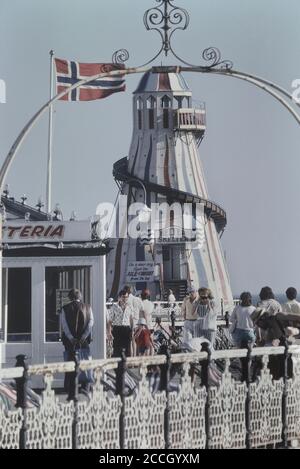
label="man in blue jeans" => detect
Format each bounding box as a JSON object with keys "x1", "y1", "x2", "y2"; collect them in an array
[{"x1": 61, "y1": 288, "x2": 94, "y2": 398}]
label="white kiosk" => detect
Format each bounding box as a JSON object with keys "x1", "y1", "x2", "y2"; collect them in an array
[{"x1": 1, "y1": 216, "x2": 108, "y2": 367}]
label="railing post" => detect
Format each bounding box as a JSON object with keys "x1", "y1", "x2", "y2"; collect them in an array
[
  {"x1": 170, "y1": 310, "x2": 176, "y2": 341},
  {"x1": 15, "y1": 354, "x2": 28, "y2": 450},
  {"x1": 282, "y1": 338, "x2": 289, "y2": 449},
  {"x1": 225, "y1": 311, "x2": 230, "y2": 328},
  {"x1": 221, "y1": 298, "x2": 224, "y2": 317},
  {"x1": 201, "y1": 343, "x2": 212, "y2": 449},
  {"x1": 116, "y1": 351, "x2": 127, "y2": 450},
  {"x1": 245, "y1": 342, "x2": 253, "y2": 449},
  {"x1": 71, "y1": 351, "x2": 79, "y2": 450},
  {"x1": 161, "y1": 349, "x2": 171, "y2": 449}
]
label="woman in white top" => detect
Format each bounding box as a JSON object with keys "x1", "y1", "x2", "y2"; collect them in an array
[
  {"x1": 230, "y1": 292, "x2": 256, "y2": 347},
  {"x1": 195, "y1": 288, "x2": 218, "y2": 347}
]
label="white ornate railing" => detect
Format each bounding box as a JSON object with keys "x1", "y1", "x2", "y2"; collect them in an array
[{"x1": 1, "y1": 344, "x2": 300, "y2": 449}]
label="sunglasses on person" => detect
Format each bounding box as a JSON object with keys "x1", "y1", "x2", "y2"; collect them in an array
[{"x1": 200, "y1": 296, "x2": 209, "y2": 299}]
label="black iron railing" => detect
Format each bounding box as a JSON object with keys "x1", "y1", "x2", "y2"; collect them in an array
[{"x1": 1, "y1": 343, "x2": 300, "y2": 449}]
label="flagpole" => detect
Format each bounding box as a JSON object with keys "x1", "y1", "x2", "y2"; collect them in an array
[{"x1": 46, "y1": 49, "x2": 54, "y2": 213}]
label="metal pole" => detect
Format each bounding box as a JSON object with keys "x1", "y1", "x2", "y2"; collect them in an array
[
  {"x1": 223, "y1": 72, "x2": 300, "y2": 125},
  {"x1": 163, "y1": 349, "x2": 171, "y2": 449},
  {"x1": 201, "y1": 342, "x2": 212, "y2": 449},
  {"x1": 215, "y1": 68, "x2": 299, "y2": 106},
  {"x1": 116, "y1": 351, "x2": 127, "y2": 449},
  {"x1": 71, "y1": 351, "x2": 79, "y2": 449},
  {"x1": 282, "y1": 339, "x2": 289, "y2": 449},
  {"x1": 245, "y1": 343, "x2": 253, "y2": 449},
  {"x1": 182, "y1": 66, "x2": 300, "y2": 126},
  {"x1": 46, "y1": 50, "x2": 54, "y2": 213},
  {"x1": 15, "y1": 354, "x2": 28, "y2": 449}
]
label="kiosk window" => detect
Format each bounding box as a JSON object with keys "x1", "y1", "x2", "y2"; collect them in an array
[
  {"x1": 5, "y1": 268, "x2": 32, "y2": 342},
  {"x1": 45, "y1": 266, "x2": 91, "y2": 342}
]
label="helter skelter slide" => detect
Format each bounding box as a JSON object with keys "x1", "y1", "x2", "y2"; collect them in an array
[{"x1": 106, "y1": 69, "x2": 233, "y2": 311}]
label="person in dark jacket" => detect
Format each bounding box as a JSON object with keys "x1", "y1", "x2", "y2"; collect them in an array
[
  {"x1": 61, "y1": 289, "x2": 94, "y2": 397},
  {"x1": 251, "y1": 308, "x2": 300, "y2": 379}
]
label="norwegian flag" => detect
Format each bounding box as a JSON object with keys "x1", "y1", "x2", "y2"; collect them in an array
[{"x1": 54, "y1": 59, "x2": 126, "y2": 101}]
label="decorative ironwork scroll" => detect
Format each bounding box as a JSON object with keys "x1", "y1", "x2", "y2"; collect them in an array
[
  {"x1": 25, "y1": 372, "x2": 73, "y2": 449},
  {"x1": 169, "y1": 362, "x2": 207, "y2": 449},
  {"x1": 142, "y1": 0, "x2": 233, "y2": 69},
  {"x1": 209, "y1": 359, "x2": 247, "y2": 449},
  {"x1": 112, "y1": 49, "x2": 130, "y2": 66},
  {"x1": 124, "y1": 365, "x2": 166, "y2": 449},
  {"x1": 77, "y1": 367, "x2": 121, "y2": 449},
  {"x1": 286, "y1": 352, "x2": 300, "y2": 441},
  {"x1": 249, "y1": 355, "x2": 284, "y2": 447},
  {"x1": 0, "y1": 400, "x2": 22, "y2": 449},
  {"x1": 144, "y1": 0, "x2": 189, "y2": 57},
  {"x1": 4, "y1": 347, "x2": 300, "y2": 449}
]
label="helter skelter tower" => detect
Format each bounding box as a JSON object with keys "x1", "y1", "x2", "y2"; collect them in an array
[{"x1": 106, "y1": 1, "x2": 233, "y2": 310}]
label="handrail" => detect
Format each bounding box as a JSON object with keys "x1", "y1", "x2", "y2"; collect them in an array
[
  {"x1": 1, "y1": 345, "x2": 299, "y2": 379},
  {"x1": 113, "y1": 157, "x2": 227, "y2": 233},
  {"x1": 2, "y1": 344, "x2": 299, "y2": 449}
]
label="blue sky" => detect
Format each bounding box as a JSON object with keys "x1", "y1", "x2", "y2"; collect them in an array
[{"x1": 1, "y1": 0, "x2": 300, "y2": 295}]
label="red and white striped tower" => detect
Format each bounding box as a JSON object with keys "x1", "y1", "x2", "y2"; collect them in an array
[{"x1": 106, "y1": 70, "x2": 233, "y2": 310}]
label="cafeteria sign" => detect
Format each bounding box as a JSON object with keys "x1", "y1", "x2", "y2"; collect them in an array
[
  {"x1": 2, "y1": 220, "x2": 92, "y2": 243},
  {"x1": 126, "y1": 261, "x2": 155, "y2": 282}
]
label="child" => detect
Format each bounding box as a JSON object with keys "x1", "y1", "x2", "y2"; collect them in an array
[{"x1": 134, "y1": 318, "x2": 154, "y2": 356}]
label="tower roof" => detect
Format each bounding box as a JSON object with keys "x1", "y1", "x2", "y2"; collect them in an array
[{"x1": 134, "y1": 71, "x2": 191, "y2": 96}]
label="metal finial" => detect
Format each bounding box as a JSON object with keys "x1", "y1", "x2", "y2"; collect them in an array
[
  {"x1": 141, "y1": 0, "x2": 233, "y2": 69},
  {"x1": 36, "y1": 196, "x2": 44, "y2": 211},
  {"x1": 144, "y1": 0, "x2": 189, "y2": 57},
  {"x1": 21, "y1": 194, "x2": 27, "y2": 205}
]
